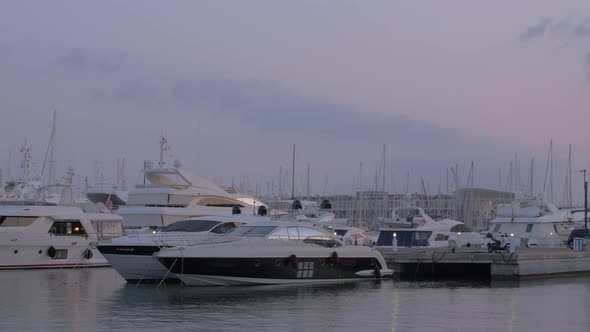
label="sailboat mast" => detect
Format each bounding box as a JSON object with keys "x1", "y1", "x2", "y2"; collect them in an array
[
  {"x1": 291, "y1": 144, "x2": 295, "y2": 200},
  {"x1": 382, "y1": 144, "x2": 386, "y2": 217},
  {"x1": 568, "y1": 144, "x2": 573, "y2": 207},
  {"x1": 41, "y1": 110, "x2": 57, "y2": 191},
  {"x1": 306, "y1": 161, "x2": 310, "y2": 200}
]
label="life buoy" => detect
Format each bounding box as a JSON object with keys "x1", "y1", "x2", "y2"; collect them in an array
[
  {"x1": 83, "y1": 248, "x2": 93, "y2": 259},
  {"x1": 47, "y1": 246, "x2": 56, "y2": 258},
  {"x1": 374, "y1": 266, "x2": 381, "y2": 279}
]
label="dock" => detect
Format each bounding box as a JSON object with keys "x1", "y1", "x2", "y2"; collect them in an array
[{"x1": 377, "y1": 246, "x2": 590, "y2": 280}]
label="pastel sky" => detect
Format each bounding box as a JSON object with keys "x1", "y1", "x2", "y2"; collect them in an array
[{"x1": 0, "y1": 1, "x2": 589, "y2": 204}]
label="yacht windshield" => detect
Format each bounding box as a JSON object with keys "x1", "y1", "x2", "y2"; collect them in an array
[
  {"x1": 161, "y1": 220, "x2": 221, "y2": 233},
  {"x1": 229, "y1": 226, "x2": 277, "y2": 237},
  {"x1": 334, "y1": 229, "x2": 348, "y2": 236}
]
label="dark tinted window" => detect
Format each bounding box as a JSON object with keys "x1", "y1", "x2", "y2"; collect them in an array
[
  {"x1": 570, "y1": 229, "x2": 589, "y2": 238},
  {"x1": 303, "y1": 236, "x2": 342, "y2": 248},
  {"x1": 525, "y1": 224, "x2": 533, "y2": 232},
  {"x1": 334, "y1": 229, "x2": 348, "y2": 236},
  {"x1": 50, "y1": 221, "x2": 86, "y2": 236},
  {"x1": 210, "y1": 222, "x2": 241, "y2": 234},
  {"x1": 229, "y1": 226, "x2": 277, "y2": 237},
  {"x1": 161, "y1": 220, "x2": 221, "y2": 232}
]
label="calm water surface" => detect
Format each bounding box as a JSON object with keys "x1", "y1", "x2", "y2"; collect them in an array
[{"x1": 1, "y1": 268, "x2": 590, "y2": 332}]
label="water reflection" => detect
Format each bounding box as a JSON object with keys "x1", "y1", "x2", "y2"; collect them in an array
[
  {"x1": 2, "y1": 268, "x2": 590, "y2": 332},
  {"x1": 100, "y1": 280, "x2": 394, "y2": 332}
]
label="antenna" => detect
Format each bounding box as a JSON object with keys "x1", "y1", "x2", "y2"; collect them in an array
[{"x1": 158, "y1": 136, "x2": 167, "y2": 168}]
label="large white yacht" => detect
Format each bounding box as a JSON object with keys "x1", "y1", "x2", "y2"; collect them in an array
[
  {"x1": 0, "y1": 203, "x2": 123, "y2": 269},
  {"x1": 97, "y1": 214, "x2": 268, "y2": 282},
  {"x1": 0, "y1": 143, "x2": 124, "y2": 268},
  {"x1": 117, "y1": 137, "x2": 267, "y2": 230},
  {"x1": 484, "y1": 196, "x2": 580, "y2": 247},
  {"x1": 156, "y1": 221, "x2": 393, "y2": 286}
]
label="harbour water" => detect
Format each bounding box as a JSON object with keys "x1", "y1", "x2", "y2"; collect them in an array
[{"x1": 1, "y1": 268, "x2": 590, "y2": 332}]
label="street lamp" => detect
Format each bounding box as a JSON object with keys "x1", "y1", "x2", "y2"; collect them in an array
[{"x1": 581, "y1": 169, "x2": 588, "y2": 238}]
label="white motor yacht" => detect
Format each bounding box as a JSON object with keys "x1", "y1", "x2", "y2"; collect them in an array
[
  {"x1": 374, "y1": 215, "x2": 489, "y2": 249},
  {"x1": 0, "y1": 204, "x2": 123, "y2": 269},
  {"x1": 97, "y1": 214, "x2": 268, "y2": 282},
  {"x1": 117, "y1": 137, "x2": 268, "y2": 231},
  {"x1": 84, "y1": 182, "x2": 128, "y2": 209},
  {"x1": 484, "y1": 197, "x2": 580, "y2": 248},
  {"x1": 156, "y1": 221, "x2": 393, "y2": 286}
]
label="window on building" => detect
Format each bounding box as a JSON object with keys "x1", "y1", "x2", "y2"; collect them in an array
[{"x1": 525, "y1": 224, "x2": 534, "y2": 233}]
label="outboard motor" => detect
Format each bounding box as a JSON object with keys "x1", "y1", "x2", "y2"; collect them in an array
[
  {"x1": 232, "y1": 205, "x2": 241, "y2": 215},
  {"x1": 257, "y1": 205, "x2": 267, "y2": 216},
  {"x1": 291, "y1": 199, "x2": 303, "y2": 210},
  {"x1": 320, "y1": 199, "x2": 332, "y2": 210}
]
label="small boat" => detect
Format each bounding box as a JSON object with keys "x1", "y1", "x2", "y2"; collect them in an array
[
  {"x1": 97, "y1": 215, "x2": 267, "y2": 282},
  {"x1": 156, "y1": 221, "x2": 393, "y2": 286},
  {"x1": 374, "y1": 216, "x2": 488, "y2": 248}
]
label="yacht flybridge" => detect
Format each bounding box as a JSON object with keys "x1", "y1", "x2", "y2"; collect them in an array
[{"x1": 117, "y1": 137, "x2": 267, "y2": 230}]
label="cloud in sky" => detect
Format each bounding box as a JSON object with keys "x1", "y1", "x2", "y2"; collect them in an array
[
  {"x1": 519, "y1": 16, "x2": 590, "y2": 40},
  {"x1": 2, "y1": 1, "x2": 590, "y2": 199},
  {"x1": 114, "y1": 81, "x2": 155, "y2": 103},
  {"x1": 58, "y1": 48, "x2": 127, "y2": 73},
  {"x1": 169, "y1": 77, "x2": 462, "y2": 145},
  {"x1": 572, "y1": 19, "x2": 590, "y2": 37},
  {"x1": 165, "y1": 76, "x2": 514, "y2": 186},
  {"x1": 518, "y1": 18, "x2": 552, "y2": 42},
  {"x1": 58, "y1": 49, "x2": 90, "y2": 70}
]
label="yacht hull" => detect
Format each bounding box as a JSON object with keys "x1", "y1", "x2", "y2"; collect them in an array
[
  {"x1": 158, "y1": 256, "x2": 392, "y2": 286},
  {"x1": 0, "y1": 243, "x2": 108, "y2": 269},
  {"x1": 97, "y1": 244, "x2": 175, "y2": 281}
]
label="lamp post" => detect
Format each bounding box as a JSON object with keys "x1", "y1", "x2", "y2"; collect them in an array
[{"x1": 582, "y1": 169, "x2": 588, "y2": 238}]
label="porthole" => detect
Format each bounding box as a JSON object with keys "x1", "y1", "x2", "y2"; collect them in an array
[
  {"x1": 13, "y1": 250, "x2": 18, "y2": 254},
  {"x1": 38, "y1": 250, "x2": 43, "y2": 255},
  {"x1": 253, "y1": 259, "x2": 261, "y2": 268},
  {"x1": 274, "y1": 259, "x2": 281, "y2": 268},
  {"x1": 370, "y1": 259, "x2": 376, "y2": 266},
  {"x1": 319, "y1": 259, "x2": 326, "y2": 266}
]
